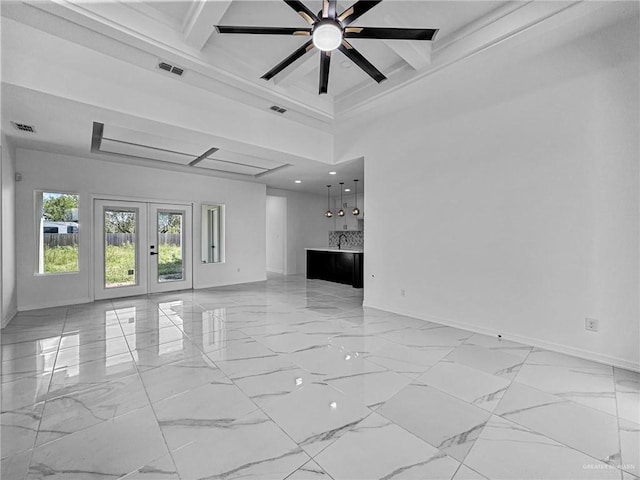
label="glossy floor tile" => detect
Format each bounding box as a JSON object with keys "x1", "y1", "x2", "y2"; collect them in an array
[
  {"x1": 1, "y1": 274, "x2": 638, "y2": 479},
  {"x1": 377, "y1": 384, "x2": 492, "y2": 461},
  {"x1": 314, "y1": 412, "x2": 460, "y2": 479},
  {"x1": 463, "y1": 416, "x2": 621, "y2": 479},
  {"x1": 494, "y1": 382, "x2": 621, "y2": 464}
]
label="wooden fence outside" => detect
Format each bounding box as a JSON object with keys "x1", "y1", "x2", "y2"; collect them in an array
[
  {"x1": 44, "y1": 233, "x2": 79, "y2": 247},
  {"x1": 44, "y1": 233, "x2": 181, "y2": 247}
]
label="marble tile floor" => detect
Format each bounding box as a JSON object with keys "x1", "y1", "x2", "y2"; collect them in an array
[{"x1": 1, "y1": 274, "x2": 638, "y2": 480}]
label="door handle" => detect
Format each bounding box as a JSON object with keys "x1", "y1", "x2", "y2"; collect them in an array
[{"x1": 150, "y1": 252, "x2": 158, "y2": 256}]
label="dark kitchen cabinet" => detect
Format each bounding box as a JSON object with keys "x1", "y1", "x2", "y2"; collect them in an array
[{"x1": 307, "y1": 250, "x2": 363, "y2": 288}]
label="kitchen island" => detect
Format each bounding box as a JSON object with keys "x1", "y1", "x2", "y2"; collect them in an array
[{"x1": 306, "y1": 248, "x2": 363, "y2": 288}]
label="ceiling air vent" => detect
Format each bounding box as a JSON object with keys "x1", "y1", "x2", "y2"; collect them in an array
[
  {"x1": 11, "y1": 122, "x2": 36, "y2": 133},
  {"x1": 158, "y1": 61, "x2": 185, "y2": 76},
  {"x1": 269, "y1": 105, "x2": 287, "y2": 114}
]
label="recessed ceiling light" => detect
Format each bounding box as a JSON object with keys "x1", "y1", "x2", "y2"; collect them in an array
[
  {"x1": 329, "y1": 171, "x2": 337, "y2": 175},
  {"x1": 345, "y1": 188, "x2": 351, "y2": 192},
  {"x1": 294, "y1": 180, "x2": 302, "y2": 184}
]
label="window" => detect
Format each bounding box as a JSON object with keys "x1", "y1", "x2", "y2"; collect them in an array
[
  {"x1": 37, "y1": 191, "x2": 79, "y2": 274},
  {"x1": 201, "y1": 204, "x2": 225, "y2": 264}
]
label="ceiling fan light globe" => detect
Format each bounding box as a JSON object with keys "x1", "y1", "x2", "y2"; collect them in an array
[{"x1": 313, "y1": 22, "x2": 342, "y2": 51}]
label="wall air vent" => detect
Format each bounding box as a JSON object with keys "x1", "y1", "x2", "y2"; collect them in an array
[
  {"x1": 158, "y1": 61, "x2": 185, "y2": 76},
  {"x1": 11, "y1": 122, "x2": 36, "y2": 133},
  {"x1": 269, "y1": 105, "x2": 287, "y2": 114}
]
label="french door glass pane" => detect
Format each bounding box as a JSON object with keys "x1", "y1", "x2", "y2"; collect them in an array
[
  {"x1": 104, "y1": 209, "x2": 137, "y2": 288},
  {"x1": 157, "y1": 211, "x2": 184, "y2": 282}
]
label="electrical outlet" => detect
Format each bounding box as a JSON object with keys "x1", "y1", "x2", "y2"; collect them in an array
[{"x1": 585, "y1": 318, "x2": 599, "y2": 332}]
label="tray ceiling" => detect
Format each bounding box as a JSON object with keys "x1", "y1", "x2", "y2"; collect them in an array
[{"x1": 92, "y1": 122, "x2": 290, "y2": 177}]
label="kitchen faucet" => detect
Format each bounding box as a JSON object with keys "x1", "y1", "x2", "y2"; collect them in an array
[{"x1": 338, "y1": 233, "x2": 347, "y2": 250}]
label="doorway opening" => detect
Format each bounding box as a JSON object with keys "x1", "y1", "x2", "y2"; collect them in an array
[{"x1": 266, "y1": 196, "x2": 287, "y2": 274}]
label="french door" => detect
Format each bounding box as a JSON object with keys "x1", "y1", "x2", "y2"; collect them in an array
[{"x1": 94, "y1": 200, "x2": 192, "y2": 300}]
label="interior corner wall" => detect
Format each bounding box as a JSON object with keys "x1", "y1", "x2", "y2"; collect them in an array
[
  {"x1": 267, "y1": 188, "x2": 331, "y2": 275},
  {"x1": 15, "y1": 149, "x2": 267, "y2": 311},
  {"x1": 1, "y1": 135, "x2": 18, "y2": 327},
  {"x1": 345, "y1": 16, "x2": 640, "y2": 369}
]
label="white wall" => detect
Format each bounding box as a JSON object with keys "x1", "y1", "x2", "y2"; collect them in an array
[
  {"x1": 1, "y1": 135, "x2": 18, "y2": 326},
  {"x1": 15, "y1": 149, "x2": 267, "y2": 310},
  {"x1": 266, "y1": 188, "x2": 331, "y2": 275},
  {"x1": 266, "y1": 195, "x2": 287, "y2": 274},
  {"x1": 336, "y1": 14, "x2": 639, "y2": 369}
]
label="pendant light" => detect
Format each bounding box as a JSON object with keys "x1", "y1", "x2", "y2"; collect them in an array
[
  {"x1": 338, "y1": 182, "x2": 345, "y2": 217},
  {"x1": 352, "y1": 179, "x2": 360, "y2": 216},
  {"x1": 325, "y1": 185, "x2": 333, "y2": 218}
]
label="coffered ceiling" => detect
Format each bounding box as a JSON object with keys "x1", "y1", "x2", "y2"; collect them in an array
[{"x1": 2, "y1": 0, "x2": 590, "y2": 121}]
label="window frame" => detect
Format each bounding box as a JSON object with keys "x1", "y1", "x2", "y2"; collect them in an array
[{"x1": 35, "y1": 190, "x2": 81, "y2": 276}]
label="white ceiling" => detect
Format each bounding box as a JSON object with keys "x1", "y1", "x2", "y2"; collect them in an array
[{"x1": 1, "y1": 0, "x2": 631, "y2": 196}]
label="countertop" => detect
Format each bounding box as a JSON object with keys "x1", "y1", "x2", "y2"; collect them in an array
[{"x1": 306, "y1": 247, "x2": 363, "y2": 254}]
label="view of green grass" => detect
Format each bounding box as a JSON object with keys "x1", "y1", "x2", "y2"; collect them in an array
[
  {"x1": 44, "y1": 243, "x2": 183, "y2": 284},
  {"x1": 105, "y1": 243, "x2": 137, "y2": 286},
  {"x1": 157, "y1": 245, "x2": 184, "y2": 280},
  {"x1": 44, "y1": 246, "x2": 79, "y2": 273}
]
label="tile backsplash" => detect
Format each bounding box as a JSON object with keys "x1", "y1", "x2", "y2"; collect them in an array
[{"x1": 329, "y1": 230, "x2": 364, "y2": 249}]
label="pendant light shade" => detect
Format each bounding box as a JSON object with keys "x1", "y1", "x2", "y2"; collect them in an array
[
  {"x1": 325, "y1": 185, "x2": 333, "y2": 218},
  {"x1": 352, "y1": 179, "x2": 360, "y2": 216},
  {"x1": 338, "y1": 182, "x2": 345, "y2": 217}
]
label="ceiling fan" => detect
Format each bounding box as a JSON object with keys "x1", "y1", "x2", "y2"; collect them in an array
[{"x1": 215, "y1": 0, "x2": 438, "y2": 94}]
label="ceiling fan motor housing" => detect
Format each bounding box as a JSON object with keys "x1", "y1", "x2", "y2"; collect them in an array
[{"x1": 312, "y1": 19, "x2": 343, "y2": 51}]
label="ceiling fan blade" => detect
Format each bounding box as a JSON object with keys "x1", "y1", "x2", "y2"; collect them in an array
[
  {"x1": 339, "y1": 40, "x2": 386, "y2": 83},
  {"x1": 322, "y1": 0, "x2": 337, "y2": 19},
  {"x1": 262, "y1": 39, "x2": 315, "y2": 81},
  {"x1": 283, "y1": 0, "x2": 319, "y2": 24},
  {"x1": 338, "y1": 0, "x2": 382, "y2": 26},
  {"x1": 345, "y1": 27, "x2": 439, "y2": 41},
  {"x1": 216, "y1": 26, "x2": 311, "y2": 36},
  {"x1": 319, "y1": 50, "x2": 331, "y2": 94}
]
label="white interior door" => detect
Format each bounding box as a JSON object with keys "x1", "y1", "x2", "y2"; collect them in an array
[{"x1": 94, "y1": 200, "x2": 192, "y2": 300}]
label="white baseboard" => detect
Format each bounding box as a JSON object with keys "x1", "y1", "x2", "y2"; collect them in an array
[
  {"x1": 18, "y1": 297, "x2": 92, "y2": 312},
  {"x1": 363, "y1": 301, "x2": 640, "y2": 373},
  {"x1": 194, "y1": 276, "x2": 268, "y2": 290},
  {"x1": 1, "y1": 307, "x2": 18, "y2": 328}
]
